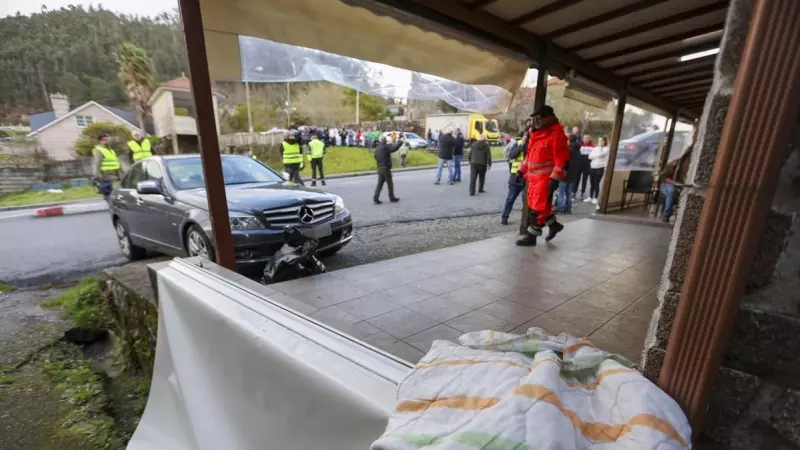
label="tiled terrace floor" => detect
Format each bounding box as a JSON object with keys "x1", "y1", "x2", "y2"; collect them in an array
[{"x1": 261, "y1": 218, "x2": 671, "y2": 364}]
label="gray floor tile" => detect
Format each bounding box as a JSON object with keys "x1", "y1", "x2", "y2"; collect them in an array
[
  {"x1": 292, "y1": 283, "x2": 371, "y2": 308},
  {"x1": 438, "y1": 286, "x2": 499, "y2": 309},
  {"x1": 309, "y1": 305, "x2": 362, "y2": 329},
  {"x1": 446, "y1": 311, "x2": 515, "y2": 333},
  {"x1": 372, "y1": 339, "x2": 426, "y2": 364},
  {"x1": 544, "y1": 300, "x2": 617, "y2": 336},
  {"x1": 265, "y1": 292, "x2": 319, "y2": 315},
  {"x1": 271, "y1": 273, "x2": 344, "y2": 295},
  {"x1": 470, "y1": 278, "x2": 526, "y2": 299},
  {"x1": 404, "y1": 324, "x2": 464, "y2": 352},
  {"x1": 569, "y1": 289, "x2": 637, "y2": 315},
  {"x1": 336, "y1": 292, "x2": 404, "y2": 320},
  {"x1": 380, "y1": 284, "x2": 436, "y2": 306},
  {"x1": 478, "y1": 299, "x2": 545, "y2": 326},
  {"x1": 512, "y1": 314, "x2": 594, "y2": 337},
  {"x1": 351, "y1": 272, "x2": 410, "y2": 293},
  {"x1": 411, "y1": 277, "x2": 466, "y2": 296},
  {"x1": 588, "y1": 327, "x2": 644, "y2": 364},
  {"x1": 502, "y1": 286, "x2": 572, "y2": 311},
  {"x1": 406, "y1": 296, "x2": 475, "y2": 322},
  {"x1": 367, "y1": 308, "x2": 440, "y2": 339}
]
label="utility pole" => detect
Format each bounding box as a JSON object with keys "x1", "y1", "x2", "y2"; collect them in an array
[
  {"x1": 245, "y1": 81, "x2": 253, "y2": 133},
  {"x1": 286, "y1": 82, "x2": 292, "y2": 128},
  {"x1": 356, "y1": 90, "x2": 360, "y2": 124}
]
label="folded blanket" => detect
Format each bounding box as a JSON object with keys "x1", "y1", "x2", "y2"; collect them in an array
[{"x1": 372, "y1": 328, "x2": 691, "y2": 449}]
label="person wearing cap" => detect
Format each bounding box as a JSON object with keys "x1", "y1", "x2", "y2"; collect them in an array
[{"x1": 516, "y1": 105, "x2": 570, "y2": 246}]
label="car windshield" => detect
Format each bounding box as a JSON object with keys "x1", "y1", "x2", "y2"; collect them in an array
[
  {"x1": 165, "y1": 157, "x2": 283, "y2": 190},
  {"x1": 404, "y1": 132, "x2": 422, "y2": 140},
  {"x1": 485, "y1": 121, "x2": 498, "y2": 132}
]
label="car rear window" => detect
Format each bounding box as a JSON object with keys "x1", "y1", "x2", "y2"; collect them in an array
[{"x1": 165, "y1": 157, "x2": 283, "y2": 190}]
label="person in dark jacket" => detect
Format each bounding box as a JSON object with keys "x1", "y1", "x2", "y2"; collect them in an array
[
  {"x1": 435, "y1": 129, "x2": 456, "y2": 185},
  {"x1": 468, "y1": 134, "x2": 492, "y2": 196},
  {"x1": 373, "y1": 135, "x2": 404, "y2": 204},
  {"x1": 557, "y1": 134, "x2": 582, "y2": 213},
  {"x1": 501, "y1": 137, "x2": 525, "y2": 225},
  {"x1": 453, "y1": 128, "x2": 465, "y2": 182}
]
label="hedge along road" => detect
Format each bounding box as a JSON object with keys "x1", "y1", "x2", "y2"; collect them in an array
[{"x1": 0, "y1": 165, "x2": 514, "y2": 287}]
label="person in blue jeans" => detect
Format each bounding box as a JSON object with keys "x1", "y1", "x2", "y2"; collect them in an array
[
  {"x1": 453, "y1": 128, "x2": 465, "y2": 182},
  {"x1": 501, "y1": 138, "x2": 525, "y2": 225},
  {"x1": 435, "y1": 129, "x2": 456, "y2": 185},
  {"x1": 557, "y1": 134, "x2": 582, "y2": 213}
]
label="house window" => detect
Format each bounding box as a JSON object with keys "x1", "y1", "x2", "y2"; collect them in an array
[{"x1": 76, "y1": 115, "x2": 94, "y2": 128}]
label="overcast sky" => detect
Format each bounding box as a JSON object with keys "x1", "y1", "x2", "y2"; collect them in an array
[{"x1": 0, "y1": 0, "x2": 176, "y2": 18}]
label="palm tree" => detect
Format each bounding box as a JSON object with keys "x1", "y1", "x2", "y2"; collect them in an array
[{"x1": 116, "y1": 43, "x2": 156, "y2": 129}]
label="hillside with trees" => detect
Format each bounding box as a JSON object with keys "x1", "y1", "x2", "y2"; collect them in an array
[{"x1": 0, "y1": 6, "x2": 186, "y2": 121}]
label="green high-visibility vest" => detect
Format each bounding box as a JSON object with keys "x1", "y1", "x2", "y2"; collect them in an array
[
  {"x1": 510, "y1": 140, "x2": 524, "y2": 174},
  {"x1": 95, "y1": 145, "x2": 120, "y2": 172},
  {"x1": 128, "y1": 138, "x2": 152, "y2": 161},
  {"x1": 282, "y1": 141, "x2": 303, "y2": 165},
  {"x1": 309, "y1": 139, "x2": 325, "y2": 159}
]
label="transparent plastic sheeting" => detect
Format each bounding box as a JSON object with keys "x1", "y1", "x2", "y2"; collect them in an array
[{"x1": 239, "y1": 36, "x2": 515, "y2": 114}]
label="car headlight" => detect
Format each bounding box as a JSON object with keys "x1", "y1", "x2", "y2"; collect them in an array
[
  {"x1": 229, "y1": 213, "x2": 264, "y2": 230},
  {"x1": 334, "y1": 195, "x2": 346, "y2": 214}
]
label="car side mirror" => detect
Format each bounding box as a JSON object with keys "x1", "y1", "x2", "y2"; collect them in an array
[{"x1": 136, "y1": 180, "x2": 162, "y2": 195}]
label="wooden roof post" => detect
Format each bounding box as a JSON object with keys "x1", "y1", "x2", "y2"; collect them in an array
[
  {"x1": 597, "y1": 80, "x2": 629, "y2": 214},
  {"x1": 178, "y1": 0, "x2": 236, "y2": 269},
  {"x1": 519, "y1": 46, "x2": 549, "y2": 235}
]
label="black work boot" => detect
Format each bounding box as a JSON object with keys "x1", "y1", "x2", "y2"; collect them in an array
[
  {"x1": 321, "y1": 180, "x2": 327, "y2": 186},
  {"x1": 501, "y1": 217, "x2": 509, "y2": 225},
  {"x1": 311, "y1": 180, "x2": 317, "y2": 187},
  {"x1": 545, "y1": 217, "x2": 564, "y2": 242},
  {"x1": 516, "y1": 226, "x2": 542, "y2": 247}
]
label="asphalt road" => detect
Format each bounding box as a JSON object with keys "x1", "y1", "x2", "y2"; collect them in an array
[{"x1": 0, "y1": 165, "x2": 574, "y2": 287}]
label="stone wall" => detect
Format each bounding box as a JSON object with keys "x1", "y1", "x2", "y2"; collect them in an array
[
  {"x1": 640, "y1": 0, "x2": 800, "y2": 447},
  {"x1": 0, "y1": 159, "x2": 93, "y2": 194},
  {"x1": 0, "y1": 167, "x2": 44, "y2": 194}
]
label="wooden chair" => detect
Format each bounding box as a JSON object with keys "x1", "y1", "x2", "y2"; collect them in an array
[{"x1": 621, "y1": 171, "x2": 655, "y2": 210}]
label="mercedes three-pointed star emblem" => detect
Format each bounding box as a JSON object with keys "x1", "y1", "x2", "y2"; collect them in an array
[{"x1": 298, "y1": 205, "x2": 314, "y2": 224}]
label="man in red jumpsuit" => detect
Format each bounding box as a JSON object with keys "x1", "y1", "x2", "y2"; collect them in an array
[{"x1": 516, "y1": 105, "x2": 570, "y2": 246}]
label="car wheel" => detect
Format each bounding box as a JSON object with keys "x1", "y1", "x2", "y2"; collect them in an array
[
  {"x1": 115, "y1": 219, "x2": 147, "y2": 261},
  {"x1": 185, "y1": 224, "x2": 216, "y2": 261}
]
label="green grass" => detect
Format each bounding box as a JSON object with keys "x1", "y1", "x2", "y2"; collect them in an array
[
  {"x1": 259, "y1": 147, "x2": 440, "y2": 176},
  {"x1": 491, "y1": 146, "x2": 505, "y2": 160},
  {"x1": 0, "y1": 283, "x2": 15, "y2": 294},
  {"x1": 0, "y1": 184, "x2": 102, "y2": 208},
  {"x1": 42, "y1": 277, "x2": 110, "y2": 330}
]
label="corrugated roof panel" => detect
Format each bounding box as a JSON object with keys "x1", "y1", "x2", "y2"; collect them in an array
[
  {"x1": 554, "y1": 0, "x2": 723, "y2": 48},
  {"x1": 484, "y1": 0, "x2": 556, "y2": 22},
  {"x1": 575, "y1": 10, "x2": 727, "y2": 60},
  {"x1": 521, "y1": 0, "x2": 641, "y2": 36},
  {"x1": 596, "y1": 30, "x2": 722, "y2": 67}
]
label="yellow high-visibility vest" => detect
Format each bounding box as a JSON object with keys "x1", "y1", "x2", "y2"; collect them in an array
[
  {"x1": 282, "y1": 141, "x2": 303, "y2": 165},
  {"x1": 510, "y1": 140, "x2": 525, "y2": 174},
  {"x1": 308, "y1": 139, "x2": 325, "y2": 159},
  {"x1": 95, "y1": 145, "x2": 120, "y2": 172},
  {"x1": 128, "y1": 138, "x2": 152, "y2": 161}
]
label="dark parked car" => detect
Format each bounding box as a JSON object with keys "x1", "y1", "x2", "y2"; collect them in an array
[
  {"x1": 110, "y1": 155, "x2": 352, "y2": 271},
  {"x1": 616, "y1": 130, "x2": 691, "y2": 171}
]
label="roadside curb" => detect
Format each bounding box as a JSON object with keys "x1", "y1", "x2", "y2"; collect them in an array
[
  {"x1": 35, "y1": 202, "x2": 108, "y2": 218},
  {"x1": 0, "y1": 198, "x2": 103, "y2": 213}
]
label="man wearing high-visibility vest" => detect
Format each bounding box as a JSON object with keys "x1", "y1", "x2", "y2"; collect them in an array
[
  {"x1": 281, "y1": 130, "x2": 304, "y2": 184},
  {"x1": 500, "y1": 138, "x2": 526, "y2": 226},
  {"x1": 308, "y1": 135, "x2": 327, "y2": 187},
  {"x1": 127, "y1": 131, "x2": 152, "y2": 162},
  {"x1": 92, "y1": 134, "x2": 121, "y2": 202}
]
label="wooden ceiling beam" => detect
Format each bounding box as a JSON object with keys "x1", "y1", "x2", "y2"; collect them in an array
[
  {"x1": 627, "y1": 60, "x2": 715, "y2": 80},
  {"x1": 566, "y1": 1, "x2": 728, "y2": 52},
  {"x1": 651, "y1": 80, "x2": 713, "y2": 94},
  {"x1": 589, "y1": 23, "x2": 724, "y2": 63},
  {"x1": 608, "y1": 41, "x2": 720, "y2": 71},
  {"x1": 465, "y1": 0, "x2": 499, "y2": 10},
  {"x1": 508, "y1": 0, "x2": 585, "y2": 26},
  {"x1": 635, "y1": 64, "x2": 716, "y2": 83},
  {"x1": 547, "y1": 0, "x2": 670, "y2": 39}
]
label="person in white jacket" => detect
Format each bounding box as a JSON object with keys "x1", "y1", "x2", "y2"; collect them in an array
[{"x1": 587, "y1": 137, "x2": 610, "y2": 205}]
